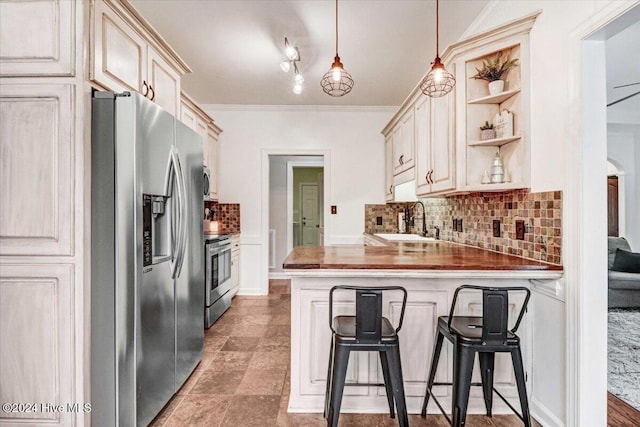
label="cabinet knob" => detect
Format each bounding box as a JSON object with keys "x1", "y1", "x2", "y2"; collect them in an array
[
  {"x1": 148, "y1": 85, "x2": 155, "y2": 101},
  {"x1": 141, "y1": 80, "x2": 149, "y2": 97}
]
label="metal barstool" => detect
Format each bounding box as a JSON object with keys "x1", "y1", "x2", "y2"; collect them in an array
[
  {"x1": 421, "y1": 285, "x2": 532, "y2": 427},
  {"x1": 324, "y1": 286, "x2": 409, "y2": 427}
]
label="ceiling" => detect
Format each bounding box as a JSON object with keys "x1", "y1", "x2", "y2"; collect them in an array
[
  {"x1": 130, "y1": 0, "x2": 489, "y2": 106},
  {"x1": 606, "y1": 19, "x2": 640, "y2": 118}
]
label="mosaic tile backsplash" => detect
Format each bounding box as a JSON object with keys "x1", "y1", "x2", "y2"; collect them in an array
[
  {"x1": 205, "y1": 201, "x2": 241, "y2": 234},
  {"x1": 365, "y1": 190, "x2": 562, "y2": 265}
]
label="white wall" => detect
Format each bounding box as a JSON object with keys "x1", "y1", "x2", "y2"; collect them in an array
[
  {"x1": 203, "y1": 105, "x2": 395, "y2": 293},
  {"x1": 608, "y1": 128, "x2": 640, "y2": 248}
]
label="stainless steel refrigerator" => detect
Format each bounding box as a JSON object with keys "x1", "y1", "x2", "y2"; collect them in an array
[{"x1": 91, "y1": 92, "x2": 204, "y2": 426}]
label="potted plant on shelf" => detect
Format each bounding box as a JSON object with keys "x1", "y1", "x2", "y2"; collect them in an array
[
  {"x1": 470, "y1": 51, "x2": 519, "y2": 95},
  {"x1": 480, "y1": 121, "x2": 496, "y2": 140}
]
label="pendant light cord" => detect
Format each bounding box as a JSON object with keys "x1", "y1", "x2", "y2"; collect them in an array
[
  {"x1": 435, "y1": 0, "x2": 439, "y2": 56},
  {"x1": 335, "y1": 0, "x2": 339, "y2": 55}
]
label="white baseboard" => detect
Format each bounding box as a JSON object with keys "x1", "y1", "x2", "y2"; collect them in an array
[
  {"x1": 531, "y1": 396, "x2": 564, "y2": 427},
  {"x1": 269, "y1": 272, "x2": 291, "y2": 280}
]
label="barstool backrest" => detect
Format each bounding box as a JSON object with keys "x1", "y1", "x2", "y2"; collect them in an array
[
  {"x1": 329, "y1": 286, "x2": 408, "y2": 343},
  {"x1": 448, "y1": 285, "x2": 531, "y2": 345}
]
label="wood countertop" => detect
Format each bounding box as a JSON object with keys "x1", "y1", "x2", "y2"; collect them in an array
[{"x1": 282, "y1": 235, "x2": 563, "y2": 271}]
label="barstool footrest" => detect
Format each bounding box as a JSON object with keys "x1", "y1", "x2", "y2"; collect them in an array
[
  {"x1": 425, "y1": 384, "x2": 526, "y2": 425},
  {"x1": 342, "y1": 383, "x2": 386, "y2": 387}
]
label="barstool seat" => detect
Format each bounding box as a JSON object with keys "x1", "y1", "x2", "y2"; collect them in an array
[
  {"x1": 324, "y1": 286, "x2": 409, "y2": 427},
  {"x1": 438, "y1": 316, "x2": 520, "y2": 345}
]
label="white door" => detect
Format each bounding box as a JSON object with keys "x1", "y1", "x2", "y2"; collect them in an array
[{"x1": 301, "y1": 184, "x2": 319, "y2": 246}]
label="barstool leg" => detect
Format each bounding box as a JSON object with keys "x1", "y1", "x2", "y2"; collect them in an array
[
  {"x1": 478, "y1": 352, "x2": 495, "y2": 417},
  {"x1": 328, "y1": 344, "x2": 350, "y2": 427},
  {"x1": 452, "y1": 345, "x2": 475, "y2": 427},
  {"x1": 324, "y1": 335, "x2": 335, "y2": 419},
  {"x1": 379, "y1": 351, "x2": 395, "y2": 419},
  {"x1": 387, "y1": 345, "x2": 409, "y2": 427},
  {"x1": 511, "y1": 346, "x2": 532, "y2": 427},
  {"x1": 422, "y1": 329, "x2": 444, "y2": 417}
]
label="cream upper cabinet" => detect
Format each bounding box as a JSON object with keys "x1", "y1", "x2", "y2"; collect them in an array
[
  {"x1": 0, "y1": 0, "x2": 74, "y2": 76},
  {"x1": 180, "y1": 91, "x2": 213, "y2": 167},
  {"x1": 414, "y1": 95, "x2": 432, "y2": 195},
  {"x1": 384, "y1": 135, "x2": 394, "y2": 201},
  {"x1": 147, "y1": 47, "x2": 180, "y2": 116},
  {"x1": 91, "y1": 0, "x2": 190, "y2": 116},
  {"x1": 392, "y1": 109, "x2": 415, "y2": 176},
  {"x1": 92, "y1": 0, "x2": 146, "y2": 93},
  {"x1": 207, "y1": 125, "x2": 222, "y2": 201}
]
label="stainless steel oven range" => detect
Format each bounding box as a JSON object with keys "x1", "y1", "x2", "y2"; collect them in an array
[{"x1": 204, "y1": 234, "x2": 232, "y2": 328}]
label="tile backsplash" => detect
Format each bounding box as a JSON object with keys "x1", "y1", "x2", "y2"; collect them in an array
[
  {"x1": 205, "y1": 201, "x2": 241, "y2": 234},
  {"x1": 365, "y1": 190, "x2": 562, "y2": 265}
]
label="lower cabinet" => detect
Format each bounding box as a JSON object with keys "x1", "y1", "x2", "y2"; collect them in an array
[
  {"x1": 290, "y1": 276, "x2": 533, "y2": 414},
  {"x1": 230, "y1": 234, "x2": 240, "y2": 296}
]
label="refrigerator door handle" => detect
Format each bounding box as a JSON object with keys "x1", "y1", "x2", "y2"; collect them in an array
[
  {"x1": 164, "y1": 148, "x2": 184, "y2": 278},
  {"x1": 173, "y1": 151, "x2": 188, "y2": 278}
]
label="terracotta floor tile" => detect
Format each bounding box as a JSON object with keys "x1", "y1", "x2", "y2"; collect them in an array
[
  {"x1": 209, "y1": 350, "x2": 253, "y2": 371},
  {"x1": 264, "y1": 325, "x2": 291, "y2": 338},
  {"x1": 163, "y1": 394, "x2": 231, "y2": 427},
  {"x1": 208, "y1": 321, "x2": 235, "y2": 336},
  {"x1": 203, "y1": 334, "x2": 229, "y2": 353},
  {"x1": 233, "y1": 297, "x2": 272, "y2": 307},
  {"x1": 190, "y1": 370, "x2": 245, "y2": 395},
  {"x1": 149, "y1": 394, "x2": 184, "y2": 426},
  {"x1": 220, "y1": 395, "x2": 281, "y2": 426},
  {"x1": 271, "y1": 314, "x2": 291, "y2": 325},
  {"x1": 256, "y1": 335, "x2": 291, "y2": 352},
  {"x1": 240, "y1": 314, "x2": 274, "y2": 326},
  {"x1": 176, "y1": 357, "x2": 214, "y2": 396},
  {"x1": 220, "y1": 336, "x2": 260, "y2": 351},
  {"x1": 248, "y1": 351, "x2": 290, "y2": 371},
  {"x1": 235, "y1": 369, "x2": 287, "y2": 396},
  {"x1": 230, "y1": 322, "x2": 269, "y2": 337}
]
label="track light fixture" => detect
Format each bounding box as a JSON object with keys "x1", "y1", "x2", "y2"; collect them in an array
[{"x1": 280, "y1": 37, "x2": 304, "y2": 94}]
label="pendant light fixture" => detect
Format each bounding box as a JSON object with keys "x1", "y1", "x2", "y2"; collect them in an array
[
  {"x1": 420, "y1": 0, "x2": 455, "y2": 98},
  {"x1": 321, "y1": 0, "x2": 353, "y2": 97}
]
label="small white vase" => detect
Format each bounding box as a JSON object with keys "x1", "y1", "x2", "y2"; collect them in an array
[{"x1": 488, "y1": 80, "x2": 505, "y2": 95}]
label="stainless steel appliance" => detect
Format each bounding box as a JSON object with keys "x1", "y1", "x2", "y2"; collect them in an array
[
  {"x1": 203, "y1": 166, "x2": 211, "y2": 201},
  {"x1": 91, "y1": 92, "x2": 204, "y2": 426},
  {"x1": 204, "y1": 234, "x2": 232, "y2": 328}
]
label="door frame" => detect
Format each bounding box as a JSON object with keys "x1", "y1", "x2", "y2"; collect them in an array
[
  {"x1": 607, "y1": 160, "x2": 626, "y2": 238},
  {"x1": 261, "y1": 149, "x2": 331, "y2": 293},
  {"x1": 286, "y1": 160, "x2": 324, "y2": 254},
  {"x1": 566, "y1": 2, "x2": 639, "y2": 425}
]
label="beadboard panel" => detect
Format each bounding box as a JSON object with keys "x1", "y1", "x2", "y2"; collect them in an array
[
  {"x1": 0, "y1": 263, "x2": 74, "y2": 426},
  {"x1": 0, "y1": 0, "x2": 74, "y2": 76},
  {"x1": 0, "y1": 84, "x2": 73, "y2": 256}
]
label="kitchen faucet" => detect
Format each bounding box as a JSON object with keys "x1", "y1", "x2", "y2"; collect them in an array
[{"x1": 410, "y1": 201, "x2": 428, "y2": 237}]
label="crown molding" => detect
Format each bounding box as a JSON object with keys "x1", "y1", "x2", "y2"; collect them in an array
[{"x1": 200, "y1": 104, "x2": 398, "y2": 113}]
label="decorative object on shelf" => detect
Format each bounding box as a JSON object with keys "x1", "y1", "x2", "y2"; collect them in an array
[
  {"x1": 480, "y1": 121, "x2": 496, "y2": 140},
  {"x1": 280, "y1": 37, "x2": 304, "y2": 94},
  {"x1": 481, "y1": 170, "x2": 491, "y2": 184},
  {"x1": 420, "y1": 0, "x2": 455, "y2": 98},
  {"x1": 321, "y1": 0, "x2": 354, "y2": 97},
  {"x1": 470, "y1": 51, "x2": 519, "y2": 95},
  {"x1": 490, "y1": 151, "x2": 505, "y2": 183},
  {"x1": 504, "y1": 168, "x2": 511, "y2": 183},
  {"x1": 494, "y1": 110, "x2": 514, "y2": 138}
]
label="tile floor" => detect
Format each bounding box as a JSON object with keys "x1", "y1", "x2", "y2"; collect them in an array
[{"x1": 150, "y1": 280, "x2": 537, "y2": 426}]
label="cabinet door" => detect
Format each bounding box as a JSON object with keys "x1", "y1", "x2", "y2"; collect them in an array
[
  {"x1": 0, "y1": 0, "x2": 74, "y2": 76},
  {"x1": 414, "y1": 96, "x2": 432, "y2": 196},
  {"x1": 147, "y1": 47, "x2": 180, "y2": 116},
  {"x1": 430, "y1": 93, "x2": 455, "y2": 193},
  {"x1": 92, "y1": 0, "x2": 146, "y2": 93},
  {"x1": 384, "y1": 136, "x2": 394, "y2": 201},
  {"x1": 400, "y1": 109, "x2": 415, "y2": 171},
  {"x1": 0, "y1": 84, "x2": 74, "y2": 256},
  {"x1": 206, "y1": 129, "x2": 219, "y2": 200},
  {"x1": 180, "y1": 102, "x2": 197, "y2": 130},
  {"x1": 391, "y1": 125, "x2": 403, "y2": 175},
  {"x1": 231, "y1": 252, "x2": 240, "y2": 296},
  {"x1": 0, "y1": 264, "x2": 75, "y2": 425}
]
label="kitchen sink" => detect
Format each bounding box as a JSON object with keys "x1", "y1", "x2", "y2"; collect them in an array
[{"x1": 374, "y1": 233, "x2": 436, "y2": 242}]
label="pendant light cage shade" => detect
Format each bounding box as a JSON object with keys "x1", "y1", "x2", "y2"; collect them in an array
[
  {"x1": 420, "y1": 58, "x2": 455, "y2": 97},
  {"x1": 321, "y1": 56, "x2": 354, "y2": 97}
]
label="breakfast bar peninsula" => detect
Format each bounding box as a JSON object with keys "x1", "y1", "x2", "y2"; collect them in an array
[{"x1": 282, "y1": 235, "x2": 563, "y2": 416}]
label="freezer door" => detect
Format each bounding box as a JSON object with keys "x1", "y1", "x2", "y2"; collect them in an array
[
  {"x1": 124, "y1": 93, "x2": 177, "y2": 427},
  {"x1": 174, "y1": 121, "x2": 205, "y2": 389}
]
